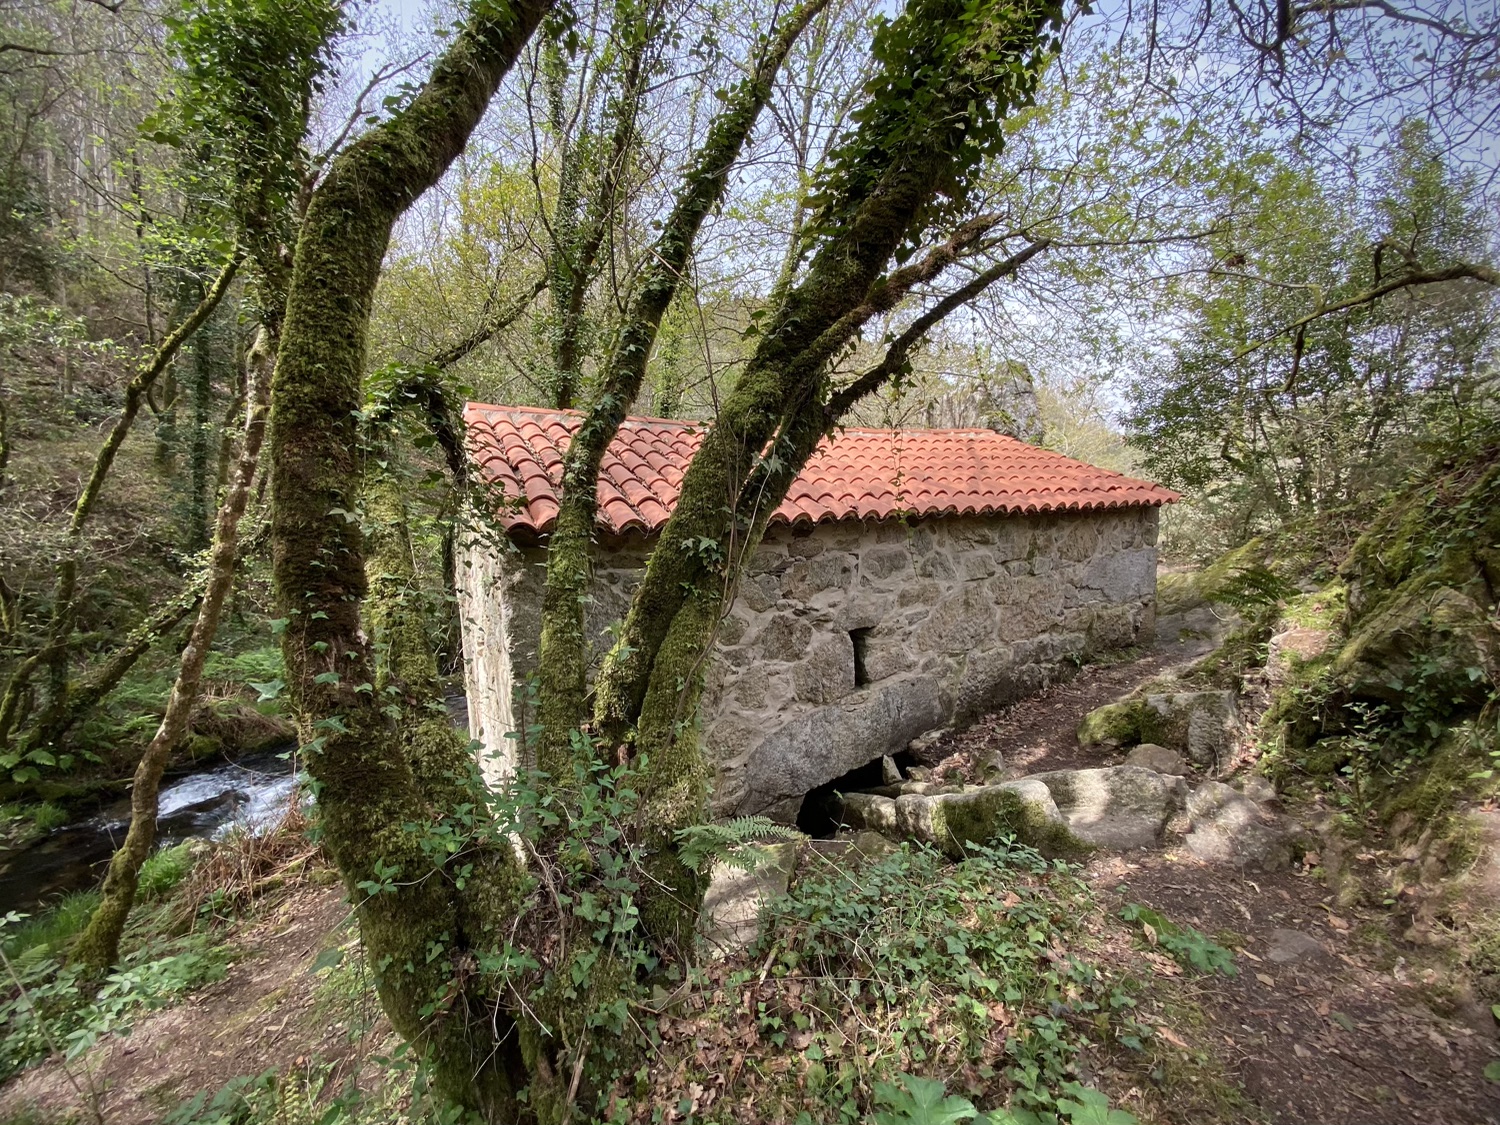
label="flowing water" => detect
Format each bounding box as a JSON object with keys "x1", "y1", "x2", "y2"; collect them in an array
[{"x1": 0, "y1": 747, "x2": 301, "y2": 917}]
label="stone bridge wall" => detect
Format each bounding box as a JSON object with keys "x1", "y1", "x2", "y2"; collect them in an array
[{"x1": 457, "y1": 507, "x2": 1160, "y2": 819}]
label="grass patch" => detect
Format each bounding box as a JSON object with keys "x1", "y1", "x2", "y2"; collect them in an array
[{"x1": 1, "y1": 891, "x2": 99, "y2": 960}]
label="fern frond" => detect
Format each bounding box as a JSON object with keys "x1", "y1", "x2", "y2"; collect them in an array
[{"x1": 675, "y1": 816, "x2": 803, "y2": 873}]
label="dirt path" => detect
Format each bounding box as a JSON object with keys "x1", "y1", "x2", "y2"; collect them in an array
[
  {"x1": 923, "y1": 645, "x2": 1500, "y2": 1125},
  {"x1": 1097, "y1": 854, "x2": 1499, "y2": 1125},
  {"x1": 914, "y1": 649, "x2": 1189, "y2": 779},
  {"x1": 0, "y1": 884, "x2": 373, "y2": 1124}
]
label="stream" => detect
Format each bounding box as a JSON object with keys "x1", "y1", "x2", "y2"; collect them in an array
[{"x1": 0, "y1": 748, "x2": 301, "y2": 917}]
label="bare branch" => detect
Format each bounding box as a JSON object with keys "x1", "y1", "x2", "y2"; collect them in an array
[{"x1": 1234, "y1": 261, "x2": 1499, "y2": 361}]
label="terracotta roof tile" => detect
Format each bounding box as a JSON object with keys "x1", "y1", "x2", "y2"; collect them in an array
[{"x1": 464, "y1": 403, "x2": 1178, "y2": 537}]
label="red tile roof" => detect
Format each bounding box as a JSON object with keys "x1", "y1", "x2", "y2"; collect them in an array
[{"x1": 465, "y1": 403, "x2": 1177, "y2": 537}]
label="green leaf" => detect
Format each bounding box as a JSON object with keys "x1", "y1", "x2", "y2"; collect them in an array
[
  {"x1": 1485, "y1": 1060, "x2": 1500, "y2": 1083},
  {"x1": 872, "y1": 1074, "x2": 980, "y2": 1125},
  {"x1": 250, "y1": 678, "x2": 285, "y2": 702},
  {"x1": 309, "y1": 946, "x2": 345, "y2": 974}
]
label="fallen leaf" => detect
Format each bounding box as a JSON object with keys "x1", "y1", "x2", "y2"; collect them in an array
[
  {"x1": 1157, "y1": 1026, "x2": 1190, "y2": 1049},
  {"x1": 1256, "y1": 972, "x2": 1276, "y2": 987},
  {"x1": 1328, "y1": 914, "x2": 1350, "y2": 931},
  {"x1": 1331, "y1": 1011, "x2": 1356, "y2": 1032}
]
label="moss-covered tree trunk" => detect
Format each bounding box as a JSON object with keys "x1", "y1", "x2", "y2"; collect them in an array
[
  {"x1": 263, "y1": 0, "x2": 1067, "y2": 1117},
  {"x1": 266, "y1": 1, "x2": 550, "y2": 1116},
  {"x1": 575, "y1": 0, "x2": 1063, "y2": 935},
  {"x1": 72, "y1": 329, "x2": 273, "y2": 974},
  {"x1": 534, "y1": 0, "x2": 832, "y2": 779}
]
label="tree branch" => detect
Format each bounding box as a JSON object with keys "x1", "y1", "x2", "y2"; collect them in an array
[{"x1": 1234, "y1": 261, "x2": 1498, "y2": 361}]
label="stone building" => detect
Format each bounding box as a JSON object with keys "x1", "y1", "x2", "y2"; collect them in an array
[{"x1": 457, "y1": 404, "x2": 1177, "y2": 825}]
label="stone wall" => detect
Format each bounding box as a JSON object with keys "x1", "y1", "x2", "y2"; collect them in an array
[{"x1": 457, "y1": 506, "x2": 1160, "y2": 820}]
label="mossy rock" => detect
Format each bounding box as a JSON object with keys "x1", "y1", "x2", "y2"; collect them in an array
[
  {"x1": 1341, "y1": 457, "x2": 1500, "y2": 627},
  {"x1": 927, "y1": 784, "x2": 1091, "y2": 860},
  {"x1": 1157, "y1": 538, "x2": 1269, "y2": 617},
  {"x1": 1333, "y1": 585, "x2": 1498, "y2": 710},
  {"x1": 1280, "y1": 584, "x2": 1347, "y2": 632},
  {"x1": 886, "y1": 783, "x2": 1091, "y2": 860},
  {"x1": 1077, "y1": 699, "x2": 1147, "y2": 747},
  {"x1": 184, "y1": 732, "x2": 225, "y2": 761},
  {"x1": 1260, "y1": 653, "x2": 1341, "y2": 751},
  {"x1": 1379, "y1": 728, "x2": 1497, "y2": 824}
]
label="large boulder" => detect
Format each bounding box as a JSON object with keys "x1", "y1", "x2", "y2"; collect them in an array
[
  {"x1": 716, "y1": 673, "x2": 950, "y2": 821},
  {"x1": 1027, "y1": 765, "x2": 1186, "y2": 850},
  {"x1": 1077, "y1": 688, "x2": 1240, "y2": 769},
  {"x1": 1183, "y1": 781, "x2": 1299, "y2": 871},
  {"x1": 1141, "y1": 690, "x2": 1239, "y2": 768},
  {"x1": 1265, "y1": 624, "x2": 1336, "y2": 687}
]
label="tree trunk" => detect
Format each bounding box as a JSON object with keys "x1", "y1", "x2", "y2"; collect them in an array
[
  {"x1": 534, "y1": 0, "x2": 832, "y2": 777},
  {"x1": 72, "y1": 329, "x2": 272, "y2": 973},
  {"x1": 592, "y1": 0, "x2": 1063, "y2": 749},
  {"x1": 266, "y1": 2, "x2": 550, "y2": 1116}
]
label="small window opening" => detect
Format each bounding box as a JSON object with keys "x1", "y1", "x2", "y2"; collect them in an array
[{"x1": 850, "y1": 627, "x2": 873, "y2": 687}]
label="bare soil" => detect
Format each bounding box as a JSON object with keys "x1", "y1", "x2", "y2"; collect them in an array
[{"x1": 0, "y1": 883, "x2": 379, "y2": 1125}]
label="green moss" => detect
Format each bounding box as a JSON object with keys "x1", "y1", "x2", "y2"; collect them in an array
[
  {"x1": 930, "y1": 788, "x2": 1090, "y2": 860},
  {"x1": 1260, "y1": 653, "x2": 1340, "y2": 752},
  {"x1": 1157, "y1": 538, "x2": 1268, "y2": 616},
  {"x1": 1187, "y1": 620, "x2": 1272, "y2": 690},
  {"x1": 1282, "y1": 583, "x2": 1347, "y2": 630},
  {"x1": 1332, "y1": 584, "x2": 1497, "y2": 710},
  {"x1": 184, "y1": 732, "x2": 224, "y2": 760},
  {"x1": 1380, "y1": 729, "x2": 1494, "y2": 824},
  {"x1": 1077, "y1": 699, "x2": 1146, "y2": 747}
]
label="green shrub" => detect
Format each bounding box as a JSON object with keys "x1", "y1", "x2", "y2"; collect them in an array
[
  {"x1": 0, "y1": 918, "x2": 229, "y2": 1079},
  {"x1": 752, "y1": 838, "x2": 1147, "y2": 1118},
  {"x1": 202, "y1": 646, "x2": 285, "y2": 691},
  {"x1": 139, "y1": 841, "x2": 197, "y2": 901}
]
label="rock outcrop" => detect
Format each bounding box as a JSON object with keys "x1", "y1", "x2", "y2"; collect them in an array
[{"x1": 1183, "y1": 780, "x2": 1300, "y2": 871}]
